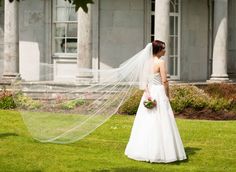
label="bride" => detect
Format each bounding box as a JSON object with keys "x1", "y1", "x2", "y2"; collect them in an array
[{"x1": 124, "y1": 40, "x2": 187, "y2": 163}]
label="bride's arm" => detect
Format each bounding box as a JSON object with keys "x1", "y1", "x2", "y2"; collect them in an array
[
  {"x1": 159, "y1": 60, "x2": 170, "y2": 98},
  {"x1": 144, "y1": 84, "x2": 151, "y2": 98}
]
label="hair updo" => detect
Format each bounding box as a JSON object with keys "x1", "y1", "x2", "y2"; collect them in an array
[{"x1": 152, "y1": 40, "x2": 165, "y2": 55}]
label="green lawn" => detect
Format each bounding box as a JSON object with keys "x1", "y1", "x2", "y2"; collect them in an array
[{"x1": 0, "y1": 110, "x2": 236, "y2": 172}]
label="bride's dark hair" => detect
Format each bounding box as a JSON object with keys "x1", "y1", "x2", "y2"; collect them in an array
[{"x1": 152, "y1": 40, "x2": 165, "y2": 55}]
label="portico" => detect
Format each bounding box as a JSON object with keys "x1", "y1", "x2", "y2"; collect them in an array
[{"x1": 0, "y1": 0, "x2": 235, "y2": 83}]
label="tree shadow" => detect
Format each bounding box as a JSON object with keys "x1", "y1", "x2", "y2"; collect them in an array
[{"x1": 0, "y1": 132, "x2": 19, "y2": 138}]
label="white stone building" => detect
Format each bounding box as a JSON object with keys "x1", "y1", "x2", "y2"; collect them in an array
[{"x1": 0, "y1": 0, "x2": 235, "y2": 83}]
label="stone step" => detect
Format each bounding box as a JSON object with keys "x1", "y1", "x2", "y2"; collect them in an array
[{"x1": 13, "y1": 81, "x2": 132, "y2": 100}]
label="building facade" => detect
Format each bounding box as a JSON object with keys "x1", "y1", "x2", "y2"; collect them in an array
[{"x1": 0, "y1": 0, "x2": 235, "y2": 83}]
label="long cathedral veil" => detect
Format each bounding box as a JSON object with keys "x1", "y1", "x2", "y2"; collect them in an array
[{"x1": 12, "y1": 43, "x2": 154, "y2": 144}]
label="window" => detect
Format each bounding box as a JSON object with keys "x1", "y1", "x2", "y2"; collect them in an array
[
  {"x1": 151, "y1": 0, "x2": 180, "y2": 78},
  {"x1": 169, "y1": 0, "x2": 180, "y2": 78},
  {"x1": 151, "y1": 0, "x2": 155, "y2": 42},
  {"x1": 53, "y1": 0, "x2": 77, "y2": 57}
]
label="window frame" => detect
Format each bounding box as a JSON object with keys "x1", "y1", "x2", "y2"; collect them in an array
[
  {"x1": 169, "y1": 0, "x2": 181, "y2": 79},
  {"x1": 52, "y1": 0, "x2": 78, "y2": 59}
]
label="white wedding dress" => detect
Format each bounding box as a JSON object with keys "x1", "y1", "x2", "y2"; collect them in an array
[{"x1": 124, "y1": 72, "x2": 187, "y2": 163}]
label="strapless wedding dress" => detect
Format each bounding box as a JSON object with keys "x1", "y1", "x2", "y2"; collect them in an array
[{"x1": 124, "y1": 72, "x2": 187, "y2": 163}]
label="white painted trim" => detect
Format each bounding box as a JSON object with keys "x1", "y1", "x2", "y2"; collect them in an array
[
  {"x1": 169, "y1": 0, "x2": 181, "y2": 80},
  {"x1": 53, "y1": 58, "x2": 77, "y2": 81},
  {"x1": 177, "y1": 0, "x2": 181, "y2": 80}
]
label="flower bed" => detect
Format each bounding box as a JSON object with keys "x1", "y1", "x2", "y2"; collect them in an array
[
  {"x1": 118, "y1": 83, "x2": 236, "y2": 120},
  {"x1": 1, "y1": 83, "x2": 236, "y2": 120}
]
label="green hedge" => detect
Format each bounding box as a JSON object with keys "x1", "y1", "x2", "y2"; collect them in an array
[
  {"x1": 118, "y1": 85, "x2": 234, "y2": 115},
  {"x1": 1, "y1": 84, "x2": 235, "y2": 115},
  {"x1": 118, "y1": 89, "x2": 143, "y2": 115}
]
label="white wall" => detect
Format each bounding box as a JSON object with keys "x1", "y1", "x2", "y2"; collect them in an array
[
  {"x1": 99, "y1": 0, "x2": 146, "y2": 69},
  {"x1": 19, "y1": 0, "x2": 50, "y2": 81},
  {"x1": 180, "y1": 0, "x2": 209, "y2": 81}
]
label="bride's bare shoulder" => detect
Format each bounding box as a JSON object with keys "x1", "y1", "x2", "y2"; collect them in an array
[{"x1": 154, "y1": 58, "x2": 165, "y2": 64}]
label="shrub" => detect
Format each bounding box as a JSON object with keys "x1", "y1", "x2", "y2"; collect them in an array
[
  {"x1": 0, "y1": 89, "x2": 16, "y2": 109},
  {"x1": 61, "y1": 99, "x2": 86, "y2": 110},
  {"x1": 119, "y1": 84, "x2": 234, "y2": 115},
  {"x1": 198, "y1": 83, "x2": 236, "y2": 102},
  {"x1": 197, "y1": 83, "x2": 235, "y2": 112},
  {"x1": 170, "y1": 85, "x2": 209, "y2": 112},
  {"x1": 118, "y1": 88, "x2": 143, "y2": 115},
  {"x1": 14, "y1": 92, "x2": 42, "y2": 110},
  {"x1": 208, "y1": 97, "x2": 232, "y2": 112}
]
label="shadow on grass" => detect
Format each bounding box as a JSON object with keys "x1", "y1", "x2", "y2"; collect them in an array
[
  {"x1": 0, "y1": 132, "x2": 19, "y2": 138},
  {"x1": 92, "y1": 147, "x2": 201, "y2": 172},
  {"x1": 185, "y1": 146, "x2": 201, "y2": 157},
  {"x1": 168, "y1": 146, "x2": 201, "y2": 165},
  {"x1": 92, "y1": 168, "x2": 157, "y2": 172}
]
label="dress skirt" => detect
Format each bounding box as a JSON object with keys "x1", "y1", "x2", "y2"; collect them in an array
[{"x1": 124, "y1": 83, "x2": 187, "y2": 163}]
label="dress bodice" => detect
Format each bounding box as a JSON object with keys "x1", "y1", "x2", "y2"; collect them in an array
[{"x1": 148, "y1": 72, "x2": 162, "y2": 85}]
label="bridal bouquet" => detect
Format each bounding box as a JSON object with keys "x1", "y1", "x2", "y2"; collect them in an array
[{"x1": 143, "y1": 96, "x2": 157, "y2": 109}]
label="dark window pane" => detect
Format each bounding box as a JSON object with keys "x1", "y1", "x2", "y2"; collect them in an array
[
  {"x1": 151, "y1": 15, "x2": 155, "y2": 34},
  {"x1": 151, "y1": 36, "x2": 154, "y2": 42},
  {"x1": 170, "y1": 36, "x2": 174, "y2": 55},
  {"x1": 175, "y1": 16, "x2": 178, "y2": 34},
  {"x1": 176, "y1": 0, "x2": 179, "y2": 13},
  {"x1": 170, "y1": 57, "x2": 174, "y2": 75},
  {"x1": 175, "y1": 36, "x2": 178, "y2": 55},
  {"x1": 170, "y1": 16, "x2": 174, "y2": 35},
  {"x1": 66, "y1": 38, "x2": 77, "y2": 53},
  {"x1": 174, "y1": 57, "x2": 178, "y2": 75},
  {"x1": 151, "y1": 1, "x2": 155, "y2": 11}
]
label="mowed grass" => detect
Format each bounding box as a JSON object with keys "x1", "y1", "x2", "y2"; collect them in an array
[{"x1": 0, "y1": 110, "x2": 236, "y2": 172}]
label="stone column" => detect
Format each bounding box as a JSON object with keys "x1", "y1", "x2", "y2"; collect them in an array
[
  {"x1": 2, "y1": 0, "x2": 20, "y2": 81},
  {"x1": 154, "y1": 0, "x2": 170, "y2": 77},
  {"x1": 76, "y1": 4, "x2": 93, "y2": 83},
  {"x1": 210, "y1": 0, "x2": 229, "y2": 81}
]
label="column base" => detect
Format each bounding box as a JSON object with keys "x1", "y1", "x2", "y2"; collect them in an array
[{"x1": 207, "y1": 74, "x2": 233, "y2": 83}]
